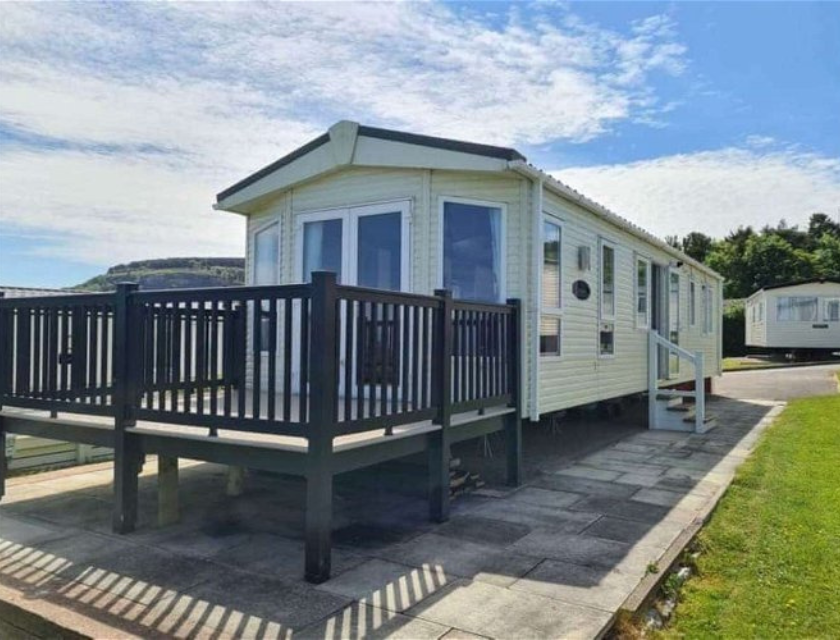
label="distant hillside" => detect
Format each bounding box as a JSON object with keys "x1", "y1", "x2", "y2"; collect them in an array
[{"x1": 76, "y1": 257, "x2": 245, "y2": 291}]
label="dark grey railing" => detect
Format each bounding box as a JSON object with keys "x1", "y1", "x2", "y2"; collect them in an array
[{"x1": 0, "y1": 273, "x2": 521, "y2": 440}]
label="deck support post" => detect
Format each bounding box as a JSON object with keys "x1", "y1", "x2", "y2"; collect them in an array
[
  {"x1": 429, "y1": 289, "x2": 453, "y2": 522},
  {"x1": 305, "y1": 272, "x2": 338, "y2": 584},
  {"x1": 158, "y1": 455, "x2": 179, "y2": 526},
  {"x1": 226, "y1": 466, "x2": 245, "y2": 496},
  {"x1": 505, "y1": 299, "x2": 523, "y2": 487},
  {"x1": 112, "y1": 282, "x2": 140, "y2": 534},
  {"x1": 0, "y1": 418, "x2": 6, "y2": 501}
]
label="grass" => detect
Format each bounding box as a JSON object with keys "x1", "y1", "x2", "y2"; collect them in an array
[
  {"x1": 721, "y1": 357, "x2": 781, "y2": 372},
  {"x1": 659, "y1": 395, "x2": 840, "y2": 638}
]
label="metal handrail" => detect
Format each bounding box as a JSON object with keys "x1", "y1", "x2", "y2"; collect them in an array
[{"x1": 648, "y1": 330, "x2": 705, "y2": 432}]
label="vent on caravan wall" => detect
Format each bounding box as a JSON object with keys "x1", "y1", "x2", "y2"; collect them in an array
[{"x1": 578, "y1": 246, "x2": 591, "y2": 271}]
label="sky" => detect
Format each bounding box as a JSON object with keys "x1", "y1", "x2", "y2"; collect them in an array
[{"x1": 0, "y1": 2, "x2": 838, "y2": 288}]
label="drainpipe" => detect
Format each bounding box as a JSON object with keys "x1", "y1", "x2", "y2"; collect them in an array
[{"x1": 529, "y1": 176, "x2": 543, "y2": 422}]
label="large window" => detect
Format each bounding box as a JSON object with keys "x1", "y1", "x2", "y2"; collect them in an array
[
  {"x1": 443, "y1": 200, "x2": 503, "y2": 302},
  {"x1": 599, "y1": 240, "x2": 616, "y2": 356},
  {"x1": 636, "y1": 257, "x2": 650, "y2": 328},
  {"x1": 302, "y1": 218, "x2": 343, "y2": 282},
  {"x1": 824, "y1": 298, "x2": 840, "y2": 321},
  {"x1": 777, "y1": 296, "x2": 818, "y2": 322},
  {"x1": 540, "y1": 219, "x2": 562, "y2": 357}
]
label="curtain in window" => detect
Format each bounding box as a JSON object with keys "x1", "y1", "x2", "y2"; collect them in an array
[
  {"x1": 825, "y1": 299, "x2": 840, "y2": 321},
  {"x1": 777, "y1": 296, "x2": 818, "y2": 321}
]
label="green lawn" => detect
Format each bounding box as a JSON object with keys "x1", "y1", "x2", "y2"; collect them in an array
[
  {"x1": 722, "y1": 357, "x2": 780, "y2": 372},
  {"x1": 661, "y1": 395, "x2": 840, "y2": 638}
]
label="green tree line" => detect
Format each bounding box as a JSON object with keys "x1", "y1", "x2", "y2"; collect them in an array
[{"x1": 666, "y1": 212, "x2": 840, "y2": 299}]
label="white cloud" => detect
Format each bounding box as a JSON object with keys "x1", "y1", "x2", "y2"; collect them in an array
[
  {"x1": 553, "y1": 147, "x2": 840, "y2": 240},
  {"x1": 0, "y1": 2, "x2": 688, "y2": 269}
]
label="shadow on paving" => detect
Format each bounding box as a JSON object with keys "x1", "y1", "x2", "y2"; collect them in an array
[{"x1": 0, "y1": 396, "x2": 778, "y2": 639}]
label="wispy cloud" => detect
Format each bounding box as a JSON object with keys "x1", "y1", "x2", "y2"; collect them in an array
[
  {"x1": 553, "y1": 146, "x2": 840, "y2": 239},
  {"x1": 0, "y1": 2, "x2": 688, "y2": 267}
]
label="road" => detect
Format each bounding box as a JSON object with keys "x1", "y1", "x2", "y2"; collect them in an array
[{"x1": 715, "y1": 363, "x2": 840, "y2": 401}]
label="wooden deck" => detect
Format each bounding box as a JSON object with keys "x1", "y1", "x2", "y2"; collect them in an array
[{"x1": 0, "y1": 273, "x2": 523, "y2": 582}]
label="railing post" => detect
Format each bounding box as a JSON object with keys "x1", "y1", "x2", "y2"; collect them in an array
[
  {"x1": 648, "y1": 331, "x2": 659, "y2": 430},
  {"x1": 505, "y1": 298, "x2": 523, "y2": 487},
  {"x1": 694, "y1": 351, "x2": 705, "y2": 432},
  {"x1": 305, "y1": 271, "x2": 338, "y2": 583},
  {"x1": 0, "y1": 292, "x2": 6, "y2": 499},
  {"x1": 429, "y1": 288, "x2": 453, "y2": 522},
  {"x1": 112, "y1": 282, "x2": 141, "y2": 534}
]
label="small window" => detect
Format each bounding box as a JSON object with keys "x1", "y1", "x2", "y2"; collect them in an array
[
  {"x1": 689, "y1": 281, "x2": 697, "y2": 327},
  {"x1": 600, "y1": 242, "x2": 616, "y2": 319},
  {"x1": 636, "y1": 258, "x2": 650, "y2": 328},
  {"x1": 777, "y1": 296, "x2": 818, "y2": 322},
  {"x1": 703, "y1": 285, "x2": 714, "y2": 334},
  {"x1": 540, "y1": 316, "x2": 562, "y2": 357},
  {"x1": 759, "y1": 301, "x2": 764, "y2": 321},
  {"x1": 824, "y1": 298, "x2": 840, "y2": 322},
  {"x1": 599, "y1": 322, "x2": 615, "y2": 356},
  {"x1": 542, "y1": 221, "x2": 562, "y2": 310}
]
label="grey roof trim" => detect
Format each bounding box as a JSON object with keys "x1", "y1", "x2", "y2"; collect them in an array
[
  {"x1": 759, "y1": 278, "x2": 840, "y2": 292},
  {"x1": 215, "y1": 124, "x2": 525, "y2": 203},
  {"x1": 357, "y1": 125, "x2": 525, "y2": 162},
  {"x1": 216, "y1": 133, "x2": 331, "y2": 203}
]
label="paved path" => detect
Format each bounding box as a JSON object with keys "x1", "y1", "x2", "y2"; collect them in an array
[
  {"x1": 0, "y1": 398, "x2": 782, "y2": 640},
  {"x1": 716, "y1": 363, "x2": 840, "y2": 401}
]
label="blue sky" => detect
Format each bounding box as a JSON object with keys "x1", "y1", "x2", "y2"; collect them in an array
[{"x1": 0, "y1": 2, "x2": 838, "y2": 288}]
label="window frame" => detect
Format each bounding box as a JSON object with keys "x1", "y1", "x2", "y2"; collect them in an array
[
  {"x1": 598, "y1": 238, "x2": 617, "y2": 358},
  {"x1": 540, "y1": 214, "x2": 564, "y2": 359},
  {"x1": 635, "y1": 255, "x2": 651, "y2": 330},
  {"x1": 703, "y1": 283, "x2": 714, "y2": 335},
  {"x1": 438, "y1": 196, "x2": 507, "y2": 303},
  {"x1": 776, "y1": 296, "x2": 819, "y2": 322},
  {"x1": 252, "y1": 219, "x2": 280, "y2": 286},
  {"x1": 824, "y1": 297, "x2": 840, "y2": 322},
  {"x1": 689, "y1": 279, "x2": 697, "y2": 328}
]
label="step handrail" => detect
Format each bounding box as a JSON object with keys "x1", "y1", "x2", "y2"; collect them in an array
[{"x1": 648, "y1": 330, "x2": 705, "y2": 432}]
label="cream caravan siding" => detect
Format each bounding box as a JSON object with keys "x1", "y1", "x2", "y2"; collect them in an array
[
  {"x1": 749, "y1": 282, "x2": 840, "y2": 349},
  {"x1": 536, "y1": 187, "x2": 722, "y2": 415}
]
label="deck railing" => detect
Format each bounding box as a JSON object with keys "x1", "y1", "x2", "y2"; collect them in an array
[{"x1": 0, "y1": 273, "x2": 521, "y2": 441}]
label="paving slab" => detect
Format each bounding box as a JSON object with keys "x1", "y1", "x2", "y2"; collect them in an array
[
  {"x1": 376, "y1": 533, "x2": 541, "y2": 587},
  {"x1": 406, "y1": 579, "x2": 612, "y2": 640},
  {"x1": 316, "y1": 559, "x2": 450, "y2": 613},
  {"x1": 467, "y1": 499, "x2": 599, "y2": 533},
  {"x1": 432, "y1": 515, "x2": 532, "y2": 547},
  {"x1": 510, "y1": 530, "x2": 632, "y2": 569},
  {"x1": 297, "y1": 603, "x2": 449, "y2": 640},
  {"x1": 511, "y1": 559, "x2": 642, "y2": 611},
  {"x1": 568, "y1": 496, "x2": 671, "y2": 524},
  {"x1": 532, "y1": 474, "x2": 641, "y2": 498},
  {"x1": 506, "y1": 487, "x2": 583, "y2": 510}
]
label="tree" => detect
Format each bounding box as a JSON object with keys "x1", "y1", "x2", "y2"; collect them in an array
[
  {"x1": 742, "y1": 234, "x2": 813, "y2": 292},
  {"x1": 813, "y1": 233, "x2": 840, "y2": 278},
  {"x1": 664, "y1": 235, "x2": 681, "y2": 250},
  {"x1": 680, "y1": 232, "x2": 714, "y2": 263},
  {"x1": 808, "y1": 213, "x2": 840, "y2": 245}
]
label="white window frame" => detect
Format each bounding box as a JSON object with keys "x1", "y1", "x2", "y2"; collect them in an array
[
  {"x1": 540, "y1": 214, "x2": 564, "y2": 359},
  {"x1": 295, "y1": 200, "x2": 411, "y2": 290},
  {"x1": 598, "y1": 238, "x2": 617, "y2": 357},
  {"x1": 438, "y1": 196, "x2": 507, "y2": 303},
  {"x1": 635, "y1": 255, "x2": 651, "y2": 330},
  {"x1": 703, "y1": 283, "x2": 714, "y2": 335},
  {"x1": 824, "y1": 297, "x2": 840, "y2": 322},
  {"x1": 776, "y1": 296, "x2": 818, "y2": 323}
]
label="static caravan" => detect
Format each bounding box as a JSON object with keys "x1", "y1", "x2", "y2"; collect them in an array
[
  {"x1": 215, "y1": 121, "x2": 724, "y2": 428},
  {"x1": 746, "y1": 280, "x2": 840, "y2": 354}
]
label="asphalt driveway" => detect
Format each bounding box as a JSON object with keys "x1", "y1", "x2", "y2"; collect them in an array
[{"x1": 715, "y1": 363, "x2": 840, "y2": 401}]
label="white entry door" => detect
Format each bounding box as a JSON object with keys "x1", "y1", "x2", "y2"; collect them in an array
[{"x1": 295, "y1": 201, "x2": 410, "y2": 395}]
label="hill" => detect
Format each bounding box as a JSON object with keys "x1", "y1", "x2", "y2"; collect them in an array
[{"x1": 76, "y1": 257, "x2": 245, "y2": 291}]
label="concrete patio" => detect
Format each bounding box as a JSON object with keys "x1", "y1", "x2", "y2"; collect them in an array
[{"x1": 0, "y1": 396, "x2": 783, "y2": 639}]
